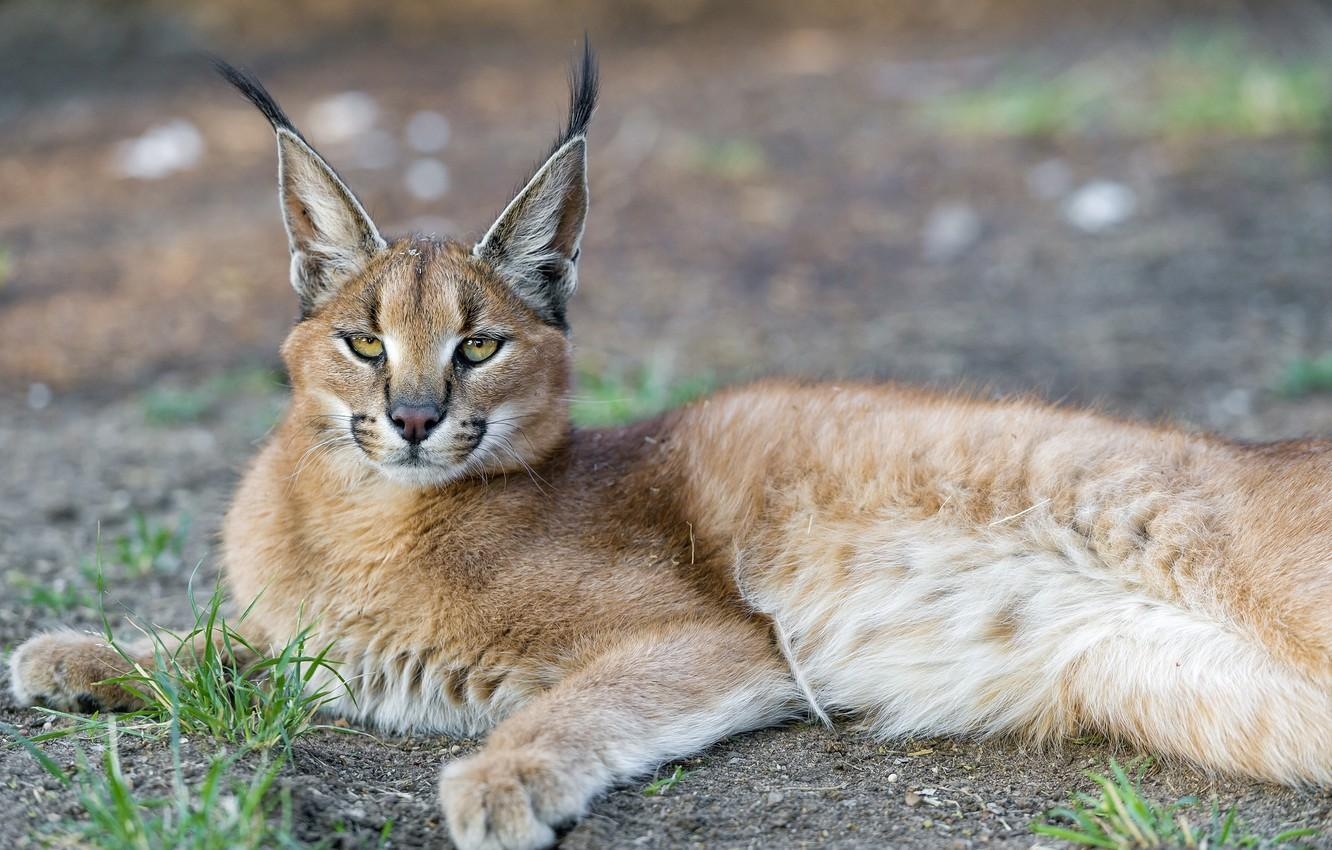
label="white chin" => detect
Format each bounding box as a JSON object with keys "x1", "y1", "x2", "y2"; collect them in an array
[
  {"x1": 375, "y1": 460, "x2": 467, "y2": 488},
  {"x1": 365, "y1": 439, "x2": 500, "y2": 488}
]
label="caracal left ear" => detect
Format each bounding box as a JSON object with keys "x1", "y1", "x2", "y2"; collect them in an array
[
  {"x1": 474, "y1": 41, "x2": 598, "y2": 329},
  {"x1": 216, "y1": 60, "x2": 386, "y2": 316}
]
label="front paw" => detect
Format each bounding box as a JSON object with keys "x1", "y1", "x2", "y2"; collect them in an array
[
  {"x1": 439, "y1": 749, "x2": 583, "y2": 850},
  {"x1": 8, "y1": 631, "x2": 142, "y2": 713}
]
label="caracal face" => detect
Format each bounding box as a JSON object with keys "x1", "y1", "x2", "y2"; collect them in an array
[{"x1": 282, "y1": 240, "x2": 572, "y2": 488}]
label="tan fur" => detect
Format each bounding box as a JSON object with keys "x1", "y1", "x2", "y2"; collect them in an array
[{"x1": 12, "y1": 55, "x2": 1332, "y2": 850}]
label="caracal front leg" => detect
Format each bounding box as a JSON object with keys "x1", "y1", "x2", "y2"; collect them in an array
[
  {"x1": 438, "y1": 617, "x2": 798, "y2": 850},
  {"x1": 9, "y1": 627, "x2": 261, "y2": 714}
]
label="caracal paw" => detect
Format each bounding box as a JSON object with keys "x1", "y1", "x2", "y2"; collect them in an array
[
  {"x1": 7, "y1": 630, "x2": 142, "y2": 713},
  {"x1": 439, "y1": 748, "x2": 584, "y2": 850}
]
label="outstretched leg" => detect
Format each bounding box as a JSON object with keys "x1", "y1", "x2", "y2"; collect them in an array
[
  {"x1": 1067, "y1": 603, "x2": 1332, "y2": 784},
  {"x1": 438, "y1": 616, "x2": 798, "y2": 850},
  {"x1": 8, "y1": 627, "x2": 260, "y2": 714}
]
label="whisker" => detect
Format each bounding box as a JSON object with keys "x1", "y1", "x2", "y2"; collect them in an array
[
  {"x1": 287, "y1": 432, "x2": 356, "y2": 489},
  {"x1": 496, "y1": 434, "x2": 551, "y2": 496}
]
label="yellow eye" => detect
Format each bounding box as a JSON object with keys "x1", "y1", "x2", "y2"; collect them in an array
[
  {"x1": 460, "y1": 338, "x2": 500, "y2": 364},
  {"x1": 348, "y1": 335, "x2": 383, "y2": 359}
]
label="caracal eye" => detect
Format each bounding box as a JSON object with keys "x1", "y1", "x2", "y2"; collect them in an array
[
  {"x1": 348, "y1": 335, "x2": 384, "y2": 360},
  {"x1": 460, "y1": 338, "x2": 500, "y2": 364}
]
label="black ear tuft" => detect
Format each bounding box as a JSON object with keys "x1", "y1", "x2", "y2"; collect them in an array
[
  {"x1": 212, "y1": 55, "x2": 385, "y2": 316},
  {"x1": 474, "y1": 40, "x2": 597, "y2": 330},
  {"x1": 212, "y1": 58, "x2": 302, "y2": 141},
  {"x1": 550, "y1": 37, "x2": 599, "y2": 156}
]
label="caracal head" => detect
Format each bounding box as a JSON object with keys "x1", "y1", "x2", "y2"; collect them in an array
[{"x1": 217, "y1": 44, "x2": 597, "y2": 487}]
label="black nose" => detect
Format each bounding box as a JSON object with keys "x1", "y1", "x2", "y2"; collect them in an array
[{"x1": 390, "y1": 403, "x2": 442, "y2": 444}]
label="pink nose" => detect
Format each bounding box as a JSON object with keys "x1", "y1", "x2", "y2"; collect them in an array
[{"x1": 390, "y1": 404, "x2": 441, "y2": 444}]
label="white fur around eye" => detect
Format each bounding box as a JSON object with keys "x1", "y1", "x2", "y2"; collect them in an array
[
  {"x1": 381, "y1": 334, "x2": 403, "y2": 364},
  {"x1": 438, "y1": 336, "x2": 463, "y2": 367}
]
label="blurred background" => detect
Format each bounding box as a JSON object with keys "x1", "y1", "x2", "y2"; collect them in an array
[{"x1": 5, "y1": 0, "x2": 1332, "y2": 431}]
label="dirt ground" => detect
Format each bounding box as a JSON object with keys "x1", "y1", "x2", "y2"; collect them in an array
[{"x1": 5, "y1": 2, "x2": 1332, "y2": 847}]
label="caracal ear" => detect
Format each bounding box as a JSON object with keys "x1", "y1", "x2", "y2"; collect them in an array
[
  {"x1": 215, "y1": 60, "x2": 386, "y2": 316},
  {"x1": 474, "y1": 40, "x2": 598, "y2": 329}
]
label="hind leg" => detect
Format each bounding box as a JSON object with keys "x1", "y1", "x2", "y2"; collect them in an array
[{"x1": 1067, "y1": 603, "x2": 1332, "y2": 785}]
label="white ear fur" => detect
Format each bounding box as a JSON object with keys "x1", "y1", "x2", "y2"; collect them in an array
[
  {"x1": 276, "y1": 128, "x2": 386, "y2": 314},
  {"x1": 473, "y1": 136, "x2": 588, "y2": 326}
]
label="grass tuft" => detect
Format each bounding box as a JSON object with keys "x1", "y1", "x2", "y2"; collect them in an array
[
  {"x1": 110, "y1": 512, "x2": 190, "y2": 577},
  {"x1": 141, "y1": 367, "x2": 285, "y2": 426},
  {"x1": 1032, "y1": 760, "x2": 1319, "y2": 848},
  {"x1": 103, "y1": 584, "x2": 348, "y2": 750},
  {"x1": 2, "y1": 558, "x2": 350, "y2": 847},
  {"x1": 642, "y1": 765, "x2": 690, "y2": 797},
  {"x1": 9, "y1": 515, "x2": 189, "y2": 614},
  {"x1": 6, "y1": 572, "x2": 95, "y2": 613},
  {"x1": 8, "y1": 718, "x2": 305, "y2": 850},
  {"x1": 1277, "y1": 353, "x2": 1332, "y2": 398},
  {"x1": 571, "y1": 366, "x2": 714, "y2": 427},
  {"x1": 925, "y1": 29, "x2": 1332, "y2": 140},
  {"x1": 21, "y1": 577, "x2": 350, "y2": 752}
]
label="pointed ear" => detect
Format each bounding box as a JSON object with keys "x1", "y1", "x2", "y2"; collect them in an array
[
  {"x1": 474, "y1": 138, "x2": 588, "y2": 326},
  {"x1": 215, "y1": 60, "x2": 385, "y2": 315},
  {"x1": 474, "y1": 40, "x2": 597, "y2": 328},
  {"x1": 276, "y1": 129, "x2": 386, "y2": 313}
]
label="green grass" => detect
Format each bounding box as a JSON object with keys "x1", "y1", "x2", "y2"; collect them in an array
[
  {"x1": 9, "y1": 513, "x2": 189, "y2": 614},
  {"x1": 1032, "y1": 760, "x2": 1319, "y2": 849},
  {"x1": 924, "y1": 72, "x2": 1112, "y2": 138},
  {"x1": 18, "y1": 576, "x2": 348, "y2": 753},
  {"x1": 7, "y1": 718, "x2": 307, "y2": 850},
  {"x1": 924, "y1": 30, "x2": 1332, "y2": 139},
  {"x1": 106, "y1": 512, "x2": 190, "y2": 577},
  {"x1": 2, "y1": 581, "x2": 353, "y2": 848},
  {"x1": 141, "y1": 367, "x2": 285, "y2": 426},
  {"x1": 6, "y1": 572, "x2": 95, "y2": 613},
  {"x1": 1149, "y1": 32, "x2": 1330, "y2": 137},
  {"x1": 97, "y1": 585, "x2": 346, "y2": 750},
  {"x1": 1277, "y1": 353, "x2": 1332, "y2": 398},
  {"x1": 642, "y1": 765, "x2": 690, "y2": 797},
  {"x1": 571, "y1": 366, "x2": 715, "y2": 427}
]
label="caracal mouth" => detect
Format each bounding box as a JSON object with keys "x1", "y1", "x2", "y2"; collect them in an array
[{"x1": 370, "y1": 443, "x2": 488, "y2": 488}]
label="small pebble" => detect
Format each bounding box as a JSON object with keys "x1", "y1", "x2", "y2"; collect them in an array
[
  {"x1": 1064, "y1": 180, "x2": 1137, "y2": 233},
  {"x1": 113, "y1": 119, "x2": 204, "y2": 180},
  {"x1": 405, "y1": 158, "x2": 450, "y2": 201},
  {"x1": 27, "y1": 382, "x2": 52, "y2": 410},
  {"x1": 922, "y1": 202, "x2": 982, "y2": 262},
  {"x1": 308, "y1": 91, "x2": 379, "y2": 143},
  {"x1": 904, "y1": 790, "x2": 922, "y2": 807},
  {"x1": 405, "y1": 110, "x2": 451, "y2": 153}
]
